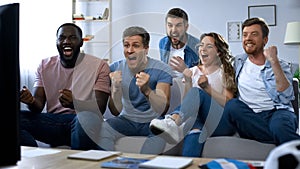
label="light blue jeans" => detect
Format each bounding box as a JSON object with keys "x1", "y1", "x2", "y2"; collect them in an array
[
  {"x1": 171, "y1": 87, "x2": 236, "y2": 157},
  {"x1": 98, "y1": 115, "x2": 166, "y2": 154},
  {"x1": 71, "y1": 111, "x2": 166, "y2": 154}
]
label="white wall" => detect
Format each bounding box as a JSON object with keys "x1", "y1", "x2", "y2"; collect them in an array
[
  {"x1": 1, "y1": 0, "x2": 72, "y2": 70},
  {"x1": 1, "y1": 0, "x2": 299, "y2": 91},
  {"x1": 2, "y1": 0, "x2": 299, "y2": 71},
  {"x1": 109, "y1": 0, "x2": 300, "y2": 65},
  {"x1": 0, "y1": 0, "x2": 72, "y2": 110}
]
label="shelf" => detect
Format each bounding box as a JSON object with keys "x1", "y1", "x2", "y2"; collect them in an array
[{"x1": 73, "y1": 0, "x2": 111, "y2": 62}]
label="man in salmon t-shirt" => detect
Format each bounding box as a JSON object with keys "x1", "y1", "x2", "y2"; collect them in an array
[{"x1": 19, "y1": 23, "x2": 110, "y2": 148}]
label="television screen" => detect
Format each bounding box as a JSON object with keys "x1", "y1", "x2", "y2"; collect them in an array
[{"x1": 0, "y1": 3, "x2": 20, "y2": 166}]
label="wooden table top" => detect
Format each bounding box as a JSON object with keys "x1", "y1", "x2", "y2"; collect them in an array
[{"x1": 0, "y1": 146, "x2": 216, "y2": 169}]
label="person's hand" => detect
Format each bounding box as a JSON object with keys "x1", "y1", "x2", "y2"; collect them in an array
[
  {"x1": 20, "y1": 86, "x2": 35, "y2": 104},
  {"x1": 183, "y1": 68, "x2": 192, "y2": 82},
  {"x1": 136, "y1": 71, "x2": 150, "y2": 95},
  {"x1": 264, "y1": 46, "x2": 279, "y2": 63},
  {"x1": 59, "y1": 89, "x2": 74, "y2": 109},
  {"x1": 110, "y1": 71, "x2": 122, "y2": 92},
  {"x1": 169, "y1": 56, "x2": 187, "y2": 73},
  {"x1": 198, "y1": 75, "x2": 209, "y2": 89}
]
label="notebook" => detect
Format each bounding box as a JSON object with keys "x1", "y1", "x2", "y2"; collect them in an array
[
  {"x1": 138, "y1": 156, "x2": 193, "y2": 169},
  {"x1": 67, "y1": 150, "x2": 121, "y2": 161}
]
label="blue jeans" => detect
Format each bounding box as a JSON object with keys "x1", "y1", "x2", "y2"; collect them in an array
[
  {"x1": 172, "y1": 87, "x2": 236, "y2": 157},
  {"x1": 182, "y1": 131, "x2": 203, "y2": 157},
  {"x1": 99, "y1": 115, "x2": 166, "y2": 154},
  {"x1": 71, "y1": 111, "x2": 166, "y2": 154},
  {"x1": 20, "y1": 110, "x2": 75, "y2": 147},
  {"x1": 223, "y1": 98, "x2": 300, "y2": 145},
  {"x1": 71, "y1": 111, "x2": 104, "y2": 150}
]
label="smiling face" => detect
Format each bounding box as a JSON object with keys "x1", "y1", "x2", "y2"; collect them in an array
[
  {"x1": 56, "y1": 25, "x2": 83, "y2": 68},
  {"x1": 198, "y1": 36, "x2": 220, "y2": 67},
  {"x1": 123, "y1": 35, "x2": 149, "y2": 73},
  {"x1": 242, "y1": 24, "x2": 268, "y2": 56},
  {"x1": 166, "y1": 17, "x2": 188, "y2": 48}
]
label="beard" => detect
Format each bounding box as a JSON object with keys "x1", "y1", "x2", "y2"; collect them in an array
[
  {"x1": 57, "y1": 47, "x2": 81, "y2": 68},
  {"x1": 244, "y1": 46, "x2": 264, "y2": 56},
  {"x1": 167, "y1": 34, "x2": 186, "y2": 49}
]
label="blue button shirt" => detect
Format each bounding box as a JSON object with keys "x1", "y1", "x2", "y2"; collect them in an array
[
  {"x1": 159, "y1": 33, "x2": 200, "y2": 68},
  {"x1": 234, "y1": 53, "x2": 294, "y2": 111}
]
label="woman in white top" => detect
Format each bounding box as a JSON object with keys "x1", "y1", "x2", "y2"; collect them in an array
[{"x1": 150, "y1": 32, "x2": 237, "y2": 157}]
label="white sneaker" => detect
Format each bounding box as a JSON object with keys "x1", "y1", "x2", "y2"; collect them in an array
[{"x1": 150, "y1": 115, "x2": 181, "y2": 144}]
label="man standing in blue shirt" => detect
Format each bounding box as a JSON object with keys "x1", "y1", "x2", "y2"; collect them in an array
[{"x1": 159, "y1": 7, "x2": 199, "y2": 78}]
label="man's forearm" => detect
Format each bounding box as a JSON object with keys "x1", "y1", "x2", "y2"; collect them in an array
[
  {"x1": 271, "y1": 60, "x2": 290, "y2": 92},
  {"x1": 27, "y1": 98, "x2": 43, "y2": 113},
  {"x1": 144, "y1": 88, "x2": 169, "y2": 116},
  {"x1": 111, "y1": 88, "x2": 123, "y2": 113}
]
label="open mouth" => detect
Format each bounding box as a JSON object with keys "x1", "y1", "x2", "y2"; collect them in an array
[
  {"x1": 63, "y1": 47, "x2": 73, "y2": 56},
  {"x1": 169, "y1": 33, "x2": 179, "y2": 40},
  {"x1": 171, "y1": 35, "x2": 179, "y2": 41},
  {"x1": 127, "y1": 56, "x2": 137, "y2": 65},
  {"x1": 201, "y1": 54, "x2": 208, "y2": 58},
  {"x1": 128, "y1": 56, "x2": 137, "y2": 61},
  {"x1": 246, "y1": 43, "x2": 254, "y2": 48}
]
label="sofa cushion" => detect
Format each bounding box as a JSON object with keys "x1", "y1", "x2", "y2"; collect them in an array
[
  {"x1": 114, "y1": 136, "x2": 182, "y2": 155},
  {"x1": 202, "y1": 136, "x2": 276, "y2": 160}
]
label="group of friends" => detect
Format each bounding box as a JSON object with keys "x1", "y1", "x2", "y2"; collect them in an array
[{"x1": 19, "y1": 7, "x2": 300, "y2": 157}]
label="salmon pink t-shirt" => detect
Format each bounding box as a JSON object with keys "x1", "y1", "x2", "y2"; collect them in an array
[{"x1": 34, "y1": 53, "x2": 110, "y2": 114}]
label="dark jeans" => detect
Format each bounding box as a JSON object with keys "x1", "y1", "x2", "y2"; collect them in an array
[
  {"x1": 71, "y1": 111, "x2": 104, "y2": 150},
  {"x1": 20, "y1": 110, "x2": 76, "y2": 147},
  {"x1": 223, "y1": 98, "x2": 300, "y2": 145}
]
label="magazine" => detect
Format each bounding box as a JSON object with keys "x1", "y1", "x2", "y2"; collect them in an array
[{"x1": 101, "y1": 157, "x2": 149, "y2": 169}]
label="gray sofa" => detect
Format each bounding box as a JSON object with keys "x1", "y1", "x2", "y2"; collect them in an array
[
  {"x1": 40, "y1": 78, "x2": 298, "y2": 160},
  {"x1": 201, "y1": 78, "x2": 299, "y2": 160},
  {"x1": 109, "y1": 78, "x2": 299, "y2": 160}
]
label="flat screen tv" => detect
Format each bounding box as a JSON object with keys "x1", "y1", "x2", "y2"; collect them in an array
[{"x1": 0, "y1": 3, "x2": 20, "y2": 166}]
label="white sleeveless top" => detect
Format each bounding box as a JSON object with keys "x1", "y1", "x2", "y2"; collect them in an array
[{"x1": 188, "y1": 66, "x2": 223, "y2": 94}]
